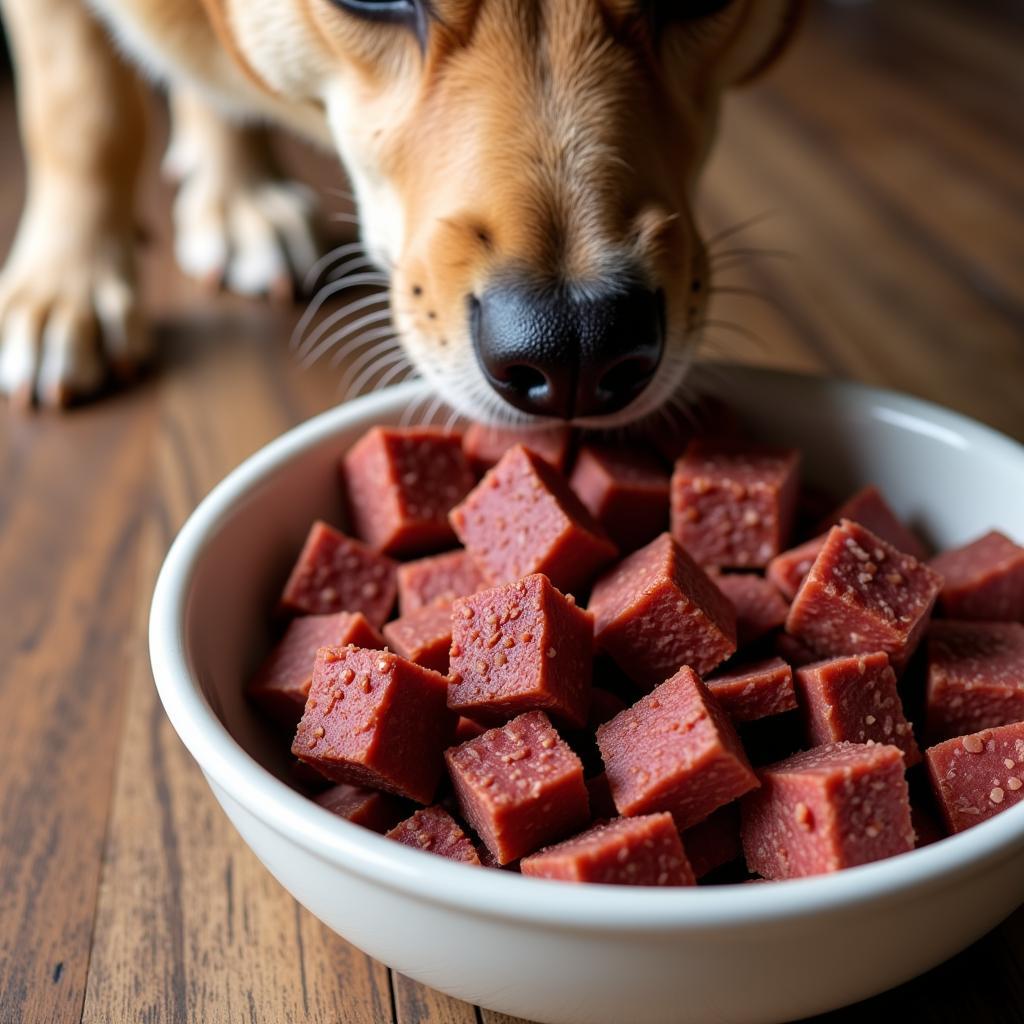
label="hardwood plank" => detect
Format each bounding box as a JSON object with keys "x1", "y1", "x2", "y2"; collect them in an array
[{"x1": 392, "y1": 973, "x2": 479, "y2": 1024}]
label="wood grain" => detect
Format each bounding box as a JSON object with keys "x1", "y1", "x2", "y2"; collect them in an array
[{"x1": 0, "y1": 2, "x2": 1021, "y2": 1022}]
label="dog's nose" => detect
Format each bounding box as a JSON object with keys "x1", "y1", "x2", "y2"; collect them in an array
[{"x1": 470, "y1": 279, "x2": 664, "y2": 419}]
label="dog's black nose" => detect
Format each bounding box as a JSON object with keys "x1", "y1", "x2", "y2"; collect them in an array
[{"x1": 470, "y1": 279, "x2": 664, "y2": 419}]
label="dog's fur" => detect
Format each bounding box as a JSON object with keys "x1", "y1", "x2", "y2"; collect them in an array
[{"x1": 0, "y1": 0, "x2": 803, "y2": 417}]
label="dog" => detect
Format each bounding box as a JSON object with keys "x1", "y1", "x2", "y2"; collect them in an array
[{"x1": 0, "y1": 0, "x2": 803, "y2": 421}]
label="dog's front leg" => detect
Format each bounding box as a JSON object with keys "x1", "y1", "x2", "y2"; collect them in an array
[
  {"x1": 164, "y1": 87, "x2": 321, "y2": 302},
  {"x1": 0, "y1": 0, "x2": 148, "y2": 408}
]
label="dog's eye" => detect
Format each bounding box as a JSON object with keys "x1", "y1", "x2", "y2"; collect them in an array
[{"x1": 330, "y1": 0, "x2": 420, "y2": 27}]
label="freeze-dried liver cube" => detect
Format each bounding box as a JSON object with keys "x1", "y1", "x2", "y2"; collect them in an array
[
  {"x1": 741, "y1": 742, "x2": 914, "y2": 879},
  {"x1": 712, "y1": 572, "x2": 790, "y2": 647},
  {"x1": 386, "y1": 805, "x2": 481, "y2": 864},
  {"x1": 682, "y1": 803, "x2": 741, "y2": 879},
  {"x1": 671, "y1": 440, "x2": 800, "y2": 568},
  {"x1": 589, "y1": 532, "x2": 736, "y2": 686},
  {"x1": 342, "y1": 427, "x2": 474, "y2": 556},
  {"x1": 396, "y1": 549, "x2": 484, "y2": 615},
  {"x1": 925, "y1": 621, "x2": 1024, "y2": 741},
  {"x1": 821, "y1": 485, "x2": 929, "y2": 562},
  {"x1": 768, "y1": 536, "x2": 827, "y2": 601},
  {"x1": 785, "y1": 520, "x2": 943, "y2": 671},
  {"x1": 448, "y1": 574, "x2": 593, "y2": 728},
  {"x1": 707, "y1": 657, "x2": 797, "y2": 723},
  {"x1": 383, "y1": 604, "x2": 453, "y2": 674},
  {"x1": 279, "y1": 520, "x2": 397, "y2": 626},
  {"x1": 445, "y1": 711, "x2": 589, "y2": 864},
  {"x1": 463, "y1": 423, "x2": 573, "y2": 475},
  {"x1": 929, "y1": 531, "x2": 1024, "y2": 622},
  {"x1": 313, "y1": 783, "x2": 406, "y2": 834},
  {"x1": 795, "y1": 652, "x2": 921, "y2": 766},
  {"x1": 450, "y1": 445, "x2": 618, "y2": 594},
  {"x1": 569, "y1": 443, "x2": 669, "y2": 552},
  {"x1": 926, "y1": 722, "x2": 1024, "y2": 833},
  {"x1": 292, "y1": 646, "x2": 454, "y2": 803},
  {"x1": 248, "y1": 611, "x2": 384, "y2": 726},
  {"x1": 596, "y1": 666, "x2": 758, "y2": 830},
  {"x1": 520, "y1": 813, "x2": 695, "y2": 886}
]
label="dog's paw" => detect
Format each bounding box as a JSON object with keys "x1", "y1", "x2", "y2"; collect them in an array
[
  {"x1": 0, "y1": 204, "x2": 147, "y2": 409},
  {"x1": 171, "y1": 169, "x2": 321, "y2": 302}
]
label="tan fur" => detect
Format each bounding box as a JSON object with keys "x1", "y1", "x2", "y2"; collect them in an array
[{"x1": 0, "y1": 0, "x2": 802, "y2": 413}]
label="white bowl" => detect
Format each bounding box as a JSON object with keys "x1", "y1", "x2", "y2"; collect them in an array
[{"x1": 150, "y1": 365, "x2": 1024, "y2": 1024}]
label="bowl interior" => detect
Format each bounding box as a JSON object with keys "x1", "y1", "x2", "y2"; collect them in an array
[{"x1": 174, "y1": 365, "x2": 1024, "y2": 859}]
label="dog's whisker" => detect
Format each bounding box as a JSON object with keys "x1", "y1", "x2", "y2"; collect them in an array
[
  {"x1": 328, "y1": 324, "x2": 399, "y2": 369},
  {"x1": 421, "y1": 392, "x2": 450, "y2": 427},
  {"x1": 709, "y1": 247, "x2": 796, "y2": 265},
  {"x1": 399, "y1": 389, "x2": 435, "y2": 427},
  {"x1": 708, "y1": 285, "x2": 789, "y2": 317},
  {"x1": 295, "y1": 286, "x2": 391, "y2": 360},
  {"x1": 339, "y1": 339, "x2": 404, "y2": 395},
  {"x1": 325, "y1": 185, "x2": 357, "y2": 203},
  {"x1": 302, "y1": 240, "x2": 368, "y2": 292},
  {"x1": 374, "y1": 357, "x2": 417, "y2": 394},
  {"x1": 325, "y1": 256, "x2": 378, "y2": 283},
  {"x1": 343, "y1": 351, "x2": 408, "y2": 400},
  {"x1": 299, "y1": 306, "x2": 394, "y2": 369},
  {"x1": 330, "y1": 212, "x2": 362, "y2": 226},
  {"x1": 292, "y1": 274, "x2": 390, "y2": 353},
  {"x1": 704, "y1": 209, "x2": 778, "y2": 250}
]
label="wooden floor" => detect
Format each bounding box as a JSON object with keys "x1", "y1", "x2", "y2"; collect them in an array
[{"x1": 2, "y1": 1, "x2": 1023, "y2": 1022}]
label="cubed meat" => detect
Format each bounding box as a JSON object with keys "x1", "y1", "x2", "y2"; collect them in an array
[
  {"x1": 396, "y1": 549, "x2": 485, "y2": 615},
  {"x1": 520, "y1": 813, "x2": 695, "y2": 886},
  {"x1": 767, "y1": 536, "x2": 827, "y2": 601},
  {"x1": 682, "y1": 803, "x2": 741, "y2": 879},
  {"x1": 448, "y1": 574, "x2": 593, "y2": 728},
  {"x1": 382, "y1": 604, "x2": 453, "y2": 674},
  {"x1": 278, "y1": 520, "x2": 397, "y2": 627},
  {"x1": 342, "y1": 427, "x2": 474, "y2": 556},
  {"x1": 248, "y1": 611, "x2": 384, "y2": 726},
  {"x1": 386, "y1": 805, "x2": 481, "y2": 864},
  {"x1": 671, "y1": 440, "x2": 801, "y2": 568},
  {"x1": 926, "y1": 722, "x2": 1024, "y2": 833},
  {"x1": 794, "y1": 652, "x2": 921, "y2": 766},
  {"x1": 445, "y1": 711, "x2": 589, "y2": 864},
  {"x1": 454, "y1": 716, "x2": 487, "y2": 743},
  {"x1": 292, "y1": 646, "x2": 454, "y2": 803},
  {"x1": 929, "y1": 530, "x2": 1024, "y2": 622},
  {"x1": 589, "y1": 532, "x2": 736, "y2": 686},
  {"x1": 785, "y1": 520, "x2": 943, "y2": 671},
  {"x1": 450, "y1": 445, "x2": 618, "y2": 594},
  {"x1": 925, "y1": 620, "x2": 1024, "y2": 741},
  {"x1": 313, "y1": 783, "x2": 407, "y2": 834},
  {"x1": 596, "y1": 666, "x2": 758, "y2": 830},
  {"x1": 707, "y1": 657, "x2": 797, "y2": 723},
  {"x1": 712, "y1": 572, "x2": 790, "y2": 647},
  {"x1": 463, "y1": 423, "x2": 573, "y2": 475},
  {"x1": 774, "y1": 631, "x2": 822, "y2": 668},
  {"x1": 821, "y1": 485, "x2": 929, "y2": 562},
  {"x1": 741, "y1": 742, "x2": 915, "y2": 879},
  {"x1": 568, "y1": 443, "x2": 670, "y2": 552}
]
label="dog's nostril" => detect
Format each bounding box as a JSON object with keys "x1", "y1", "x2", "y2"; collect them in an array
[
  {"x1": 597, "y1": 356, "x2": 657, "y2": 403},
  {"x1": 505, "y1": 364, "x2": 548, "y2": 394}
]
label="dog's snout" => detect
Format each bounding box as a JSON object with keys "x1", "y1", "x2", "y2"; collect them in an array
[{"x1": 470, "y1": 278, "x2": 664, "y2": 420}]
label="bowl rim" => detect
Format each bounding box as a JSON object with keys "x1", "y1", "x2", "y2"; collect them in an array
[{"x1": 150, "y1": 365, "x2": 1024, "y2": 932}]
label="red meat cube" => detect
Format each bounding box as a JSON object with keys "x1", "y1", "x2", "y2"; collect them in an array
[
  {"x1": 445, "y1": 711, "x2": 589, "y2": 864},
  {"x1": 248, "y1": 611, "x2": 385, "y2": 726},
  {"x1": 682, "y1": 803, "x2": 741, "y2": 879},
  {"x1": 794, "y1": 652, "x2": 921, "y2": 766},
  {"x1": 279, "y1": 521, "x2": 397, "y2": 627},
  {"x1": 926, "y1": 722, "x2": 1024, "y2": 833},
  {"x1": 925, "y1": 620, "x2": 1024, "y2": 741},
  {"x1": 596, "y1": 666, "x2": 758, "y2": 830},
  {"x1": 382, "y1": 604, "x2": 453, "y2": 674},
  {"x1": 929, "y1": 531, "x2": 1024, "y2": 622},
  {"x1": 767, "y1": 536, "x2": 827, "y2": 601},
  {"x1": 589, "y1": 532, "x2": 736, "y2": 686},
  {"x1": 713, "y1": 572, "x2": 790, "y2": 647},
  {"x1": 520, "y1": 813, "x2": 695, "y2": 886},
  {"x1": 568, "y1": 443, "x2": 670, "y2": 552},
  {"x1": 671, "y1": 440, "x2": 801, "y2": 568},
  {"x1": 342, "y1": 427, "x2": 474, "y2": 556},
  {"x1": 292, "y1": 646, "x2": 454, "y2": 803},
  {"x1": 313, "y1": 783, "x2": 406, "y2": 834},
  {"x1": 821, "y1": 485, "x2": 929, "y2": 562},
  {"x1": 707, "y1": 657, "x2": 797, "y2": 723},
  {"x1": 454, "y1": 716, "x2": 487, "y2": 743},
  {"x1": 785, "y1": 520, "x2": 943, "y2": 671},
  {"x1": 396, "y1": 549, "x2": 484, "y2": 615},
  {"x1": 741, "y1": 742, "x2": 915, "y2": 879},
  {"x1": 450, "y1": 445, "x2": 618, "y2": 594},
  {"x1": 386, "y1": 805, "x2": 481, "y2": 864},
  {"x1": 463, "y1": 423, "x2": 573, "y2": 475},
  {"x1": 448, "y1": 574, "x2": 593, "y2": 729}
]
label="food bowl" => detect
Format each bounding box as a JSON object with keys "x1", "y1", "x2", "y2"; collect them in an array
[{"x1": 149, "y1": 365, "x2": 1024, "y2": 1024}]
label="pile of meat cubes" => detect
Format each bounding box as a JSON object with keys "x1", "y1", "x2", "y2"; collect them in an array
[{"x1": 247, "y1": 415, "x2": 1024, "y2": 885}]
